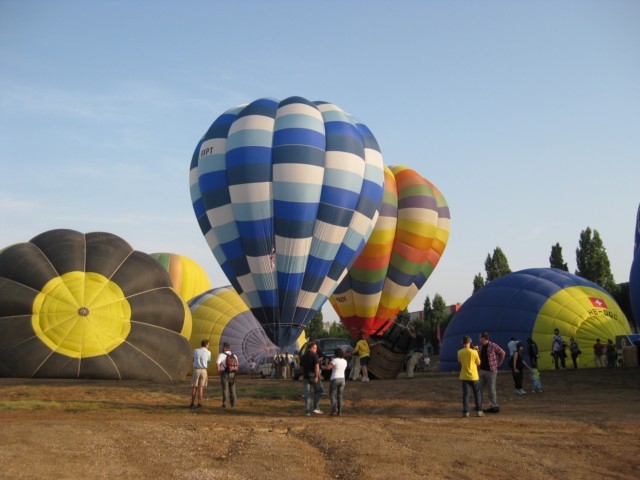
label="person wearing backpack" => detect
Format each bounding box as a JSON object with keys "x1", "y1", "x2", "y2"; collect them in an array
[{"x1": 216, "y1": 342, "x2": 238, "y2": 409}]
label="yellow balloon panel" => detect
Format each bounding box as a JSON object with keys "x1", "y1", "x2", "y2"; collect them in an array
[
  {"x1": 533, "y1": 286, "x2": 630, "y2": 370},
  {"x1": 32, "y1": 272, "x2": 131, "y2": 358}
]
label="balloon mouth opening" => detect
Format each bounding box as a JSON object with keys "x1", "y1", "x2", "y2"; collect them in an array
[{"x1": 77, "y1": 307, "x2": 90, "y2": 317}]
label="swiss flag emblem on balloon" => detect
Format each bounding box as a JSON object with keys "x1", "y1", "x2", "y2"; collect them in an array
[{"x1": 589, "y1": 297, "x2": 607, "y2": 308}]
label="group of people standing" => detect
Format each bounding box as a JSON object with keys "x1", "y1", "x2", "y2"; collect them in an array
[
  {"x1": 299, "y1": 340, "x2": 348, "y2": 416},
  {"x1": 186, "y1": 333, "x2": 378, "y2": 416},
  {"x1": 593, "y1": 338, "x2": 620, "y2": 367},
  {"x1": 457, "y1": 328, "x2": 625, "y2": 416},
  {"x1": 457, "y1": 330, "x2": 550, "y2": 417},
  {"x1": 457, "y1": 331, "x2": 506, "y2": 417},
  {"x1": 189, "y1": 340, "x2": 238, "y2": 410}
]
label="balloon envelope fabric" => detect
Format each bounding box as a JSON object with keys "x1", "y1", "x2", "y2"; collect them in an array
[
  {"x1": 629, "y1": 203, "x2": 640, "y2": 323},
  {"x1": 150, "y1": 252, "x2": 212, "y2": 303},
  {"x1": 190, "y1": 96, "x2": 385, "y2": 347},
  {"x1": 439, "y1": 268, "x2": 631, "y2": 371},
  {"x1": 188, "y1": 286, "x2": 282, "y2": 374},
  {"x1": 0, "y1": 229, "x2": 192, "y2": 380},
  {"x1": 330, "y1": 165, "x2": 451, "y2": 337}
]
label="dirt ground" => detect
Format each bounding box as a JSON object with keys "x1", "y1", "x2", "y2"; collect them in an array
[{"x1": 0, "y1": 366, "x2": 638, "y2": 480}]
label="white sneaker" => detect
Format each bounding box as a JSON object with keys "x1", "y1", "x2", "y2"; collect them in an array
[
  {"x1": 361, "y1": 377, "x2": 367, "y2": 382},
  {"x1": 313, "y1": 409, "x2": 323, "y2": 414}
]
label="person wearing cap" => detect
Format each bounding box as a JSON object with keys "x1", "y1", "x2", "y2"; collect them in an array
[{"x1": 189, "y1": 339, "x2": 211, "y2": 409}]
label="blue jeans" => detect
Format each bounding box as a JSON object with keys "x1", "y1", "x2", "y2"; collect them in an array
[
  {"x1": 461, "y1": 380, "x2": 482, "y2": 414},
  {"x1": 330, "y1": 378, "x2": 345, "y2": 414},
  {"x1": 304, "y1": 376, "x2": 323, "y2": 413},
  {"x1": 479, "y1": 369, "x2": 497, "y2": 407}
]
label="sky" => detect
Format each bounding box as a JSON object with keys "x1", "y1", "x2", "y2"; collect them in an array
[{"x1": 1, "y1": 1, "x2": 639, "y2": 325}]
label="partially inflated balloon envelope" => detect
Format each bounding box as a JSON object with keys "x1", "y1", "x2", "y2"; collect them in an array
[
  {"x1": 190, "y1": 96, "x2": 385, "y2": 347},
  {"x1": 151, "y1": 253, "x2": 212, "y2": 302},
  {"x1": 330, "y1": 165, "x2": 450, "y2": 337},
  {"x1": 439, "y1": 268, "x2": 631, "y2": 371},
  {"x1": 0, "y1": 229, "x2": 192, "y2": 380},
  {"x1": 189, "y1": 286, "x2": 287, "y2": 374},
  {"x1": 629, "y1": 203, "x2": 640, "y2": 322}
]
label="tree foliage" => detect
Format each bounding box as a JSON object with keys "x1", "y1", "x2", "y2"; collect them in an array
[
  {"x1": 575, "y1": 227, "x2": 616, "y2": 293},
  {"x1": 305, "y1": 311, "x2": 325, "y2": 339},
  {"x1": 328, "y1": 321, "x2": 351, "y2": 339},
  {"x1": 472, "y1": 273, "x2": 485, "y2": 294},
  {"x1": 485, "y1": 247, "x2": 512, "y2": 282},
  {"x1": 549, "y1": 242, "x2": 568, "y2": 271}
]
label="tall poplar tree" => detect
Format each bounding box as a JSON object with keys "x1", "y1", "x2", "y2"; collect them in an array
[
  {"x1": 472, "y1": 273, "x2": 485, "y2": 293},
  {"x1": 484, "y1": 247, "x2": 512, "y2": 282},
  {"x1": 549, "y1": 242, "x2": 569, "y2": 270},
  {"x1": 575, "y1": 227, "x2": 616, "y2": 293}
]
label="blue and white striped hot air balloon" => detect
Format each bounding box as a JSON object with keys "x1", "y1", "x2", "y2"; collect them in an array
[
  {"x1": 189, "y1": 97, "x2": 385, "y2": 347},
  {"x1": 629, "y1": 203, "x2": 640, "y2": 323}
]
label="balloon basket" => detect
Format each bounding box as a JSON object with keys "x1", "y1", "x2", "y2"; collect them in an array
[{"x1": 368, "y1": 343, "x2": 407, "y2": 380}]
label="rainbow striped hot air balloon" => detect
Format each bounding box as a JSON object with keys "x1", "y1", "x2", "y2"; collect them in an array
[
  {"x1": 330, "y1": 165, "x2": 451, "y2": 337},
  {"x1": 189, "y1": 97, "x2": 385, "y2": 347}
]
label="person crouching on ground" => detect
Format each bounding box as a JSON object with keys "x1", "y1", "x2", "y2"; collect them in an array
[{"x1": 457, "y1": 336, "x2": 483, "y2": 418}]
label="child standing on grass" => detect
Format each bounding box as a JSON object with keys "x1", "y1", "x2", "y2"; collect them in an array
[{"x1": 531, "y1": 367, "x2": 543, "y2": 393}]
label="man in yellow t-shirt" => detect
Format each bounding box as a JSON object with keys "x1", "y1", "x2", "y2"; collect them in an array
[
  {"x1": 353, "y1": 333, "x2": 372, "y2": 382},
  {"x1": 457, "y1": 336, "x2": 483, "y2": 418}
]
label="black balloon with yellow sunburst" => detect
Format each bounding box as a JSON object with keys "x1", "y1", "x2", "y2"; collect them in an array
[{"x1": 0, "y1": 229, "x2": 192, "y2": 380}]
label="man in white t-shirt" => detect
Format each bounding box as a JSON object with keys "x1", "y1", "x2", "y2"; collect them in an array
[
  {"x1": 216, "y1": 342, "x2": 238, "y2": 408},
  {"x1": 190, "y1": 339, "x2": 211, "y2": 409}
]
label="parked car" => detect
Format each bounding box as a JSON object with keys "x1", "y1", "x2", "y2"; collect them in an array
[
  {"x1": 293, "y1": 338, "x2": 353, "y2": 380},
  {"x1": 258, "y1": 355, "x2": 275, "y2": 378}
]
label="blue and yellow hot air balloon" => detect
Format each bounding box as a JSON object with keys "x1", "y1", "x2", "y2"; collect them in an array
[
  {"x1": 330, "y1": 165, "x2": 451, "y2": 337},
  {"x1": 439, "y1": 268, "x2": 631, "y2": 371},
  {"x1": 0, "y1": 229, "x2": 192, "y2": 380},
  {"x1": 188, "y1": 286, "x2": 305, "y2": 374},
  {"x1": 189, "y1": 97, "x2": 385, "y2": 347}
]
